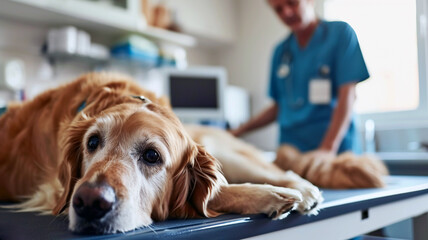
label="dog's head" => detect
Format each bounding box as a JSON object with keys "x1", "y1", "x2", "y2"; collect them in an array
[{"x1": 52, "y1": 79, "x2": 225, "y2": 234}]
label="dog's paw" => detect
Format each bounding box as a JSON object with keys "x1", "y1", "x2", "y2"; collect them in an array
[
  {"x1": 282, "y1": 171, "x2": 323, "y2": 215},
  {"x1": 260, "y1": 185, "x2": 303, "y2": 220},
  {"x1": 210, "y1": 184, "x2": 303, "y2": 220},
  {"x1": 294, "y1": 181, "x2": 323, "y2": 215},
  {"x1": 297, "y1": 186, "x2": 323, "y2": 215},
  {"x1": 237, "y1": 184, "x2": 303, "y2": 219}
]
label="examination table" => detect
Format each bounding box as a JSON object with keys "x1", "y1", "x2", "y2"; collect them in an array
[{"x1": 1, "y1": 175, "x2": 428, "y2": 240}]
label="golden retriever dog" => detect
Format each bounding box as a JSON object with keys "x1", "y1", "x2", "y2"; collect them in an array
[
  {"x1": 0, "y1": 73, "x2": 322, "y2": 234},
  {"x1": 187, "y1": 126, "x2": 388, "y2": 190}
]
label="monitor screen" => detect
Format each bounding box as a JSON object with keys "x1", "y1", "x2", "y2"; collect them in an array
[
  {"x1": 169, "y1": 76, "x2": 218, "y2": 109},
  {"x1": 162, "y1": 67, "x2": 227, "y2": 122}
]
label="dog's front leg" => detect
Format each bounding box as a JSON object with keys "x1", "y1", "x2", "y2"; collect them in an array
[{"x1": 207, "y1": 184, "x2": 302, "y2": 219}]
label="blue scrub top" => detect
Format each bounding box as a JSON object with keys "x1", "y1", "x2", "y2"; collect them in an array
[{"x1": 268, "y1": 20, "x2": 369, "y2": 153}]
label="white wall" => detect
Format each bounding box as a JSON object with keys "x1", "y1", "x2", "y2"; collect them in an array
[
  {"x1": 213, "y1": 0, "x2": 289, "y2": 151},
  {"x1": 165, "y1": 0, "x2": 237, "y2": 45}
]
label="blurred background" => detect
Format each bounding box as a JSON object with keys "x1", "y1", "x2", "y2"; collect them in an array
[{"x1": 0, "y1": 0, "x2": 427, "y2": 238}]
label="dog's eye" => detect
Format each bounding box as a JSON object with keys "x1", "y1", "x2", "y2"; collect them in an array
[
  {"x1": 140, "y1": 149, "x2": 160, "y2": 164},
  {"x1": 87, "y1": 135, "x2": 100, "y2": 152}
]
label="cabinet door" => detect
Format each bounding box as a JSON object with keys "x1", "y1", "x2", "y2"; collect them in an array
[{"x1": 166, "y1": 0, "x2": 237, "y2": 45}]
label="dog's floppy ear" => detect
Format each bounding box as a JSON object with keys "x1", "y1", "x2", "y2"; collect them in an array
[
  {"x1": 52, "y1": 117, "x2": 93, "y2": 215},
  {"x1": 169, "y1": 144, "x2": 226, "y2": 219}
]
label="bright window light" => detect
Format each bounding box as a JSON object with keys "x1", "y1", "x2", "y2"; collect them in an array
[{"x1": 323, "y1": 0, "x2": 419, "y2": 114}]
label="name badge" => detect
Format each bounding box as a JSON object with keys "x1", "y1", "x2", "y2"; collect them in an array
[{"x1": 309, "y1": 78, "x2": 331, "y2": 104}]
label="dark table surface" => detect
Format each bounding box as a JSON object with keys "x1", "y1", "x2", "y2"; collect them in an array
[{"x1": 1, "y1": 175, "x2": 428, "y2": 240}]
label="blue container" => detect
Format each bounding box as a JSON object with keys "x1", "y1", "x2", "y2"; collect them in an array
[{"x1": 111, "y1": 43, "x2": 160, "y2": 67}]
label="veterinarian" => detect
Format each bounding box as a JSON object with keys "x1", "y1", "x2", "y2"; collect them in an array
[{"x1": 230, "y1": 0, "x2": 369, "y2": 154}]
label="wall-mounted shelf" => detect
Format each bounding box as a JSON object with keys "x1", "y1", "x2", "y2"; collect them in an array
[
  {"x1": 0, "y1": 0, "x2": 197, "y2": 47},
  {"x1": 45, "y1": 52, "x2": 165, "y2": 71}
]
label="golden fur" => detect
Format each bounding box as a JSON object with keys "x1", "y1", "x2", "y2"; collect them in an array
[
  {"x1": 0, "y1": 73, "x2": 322, "y2": 234},
  {"x1": 275, "y1": 145, "x2": 388, "y2": 188},
  {"x1": 186, "y1": 126, "x2": 388, "y2": 190}
]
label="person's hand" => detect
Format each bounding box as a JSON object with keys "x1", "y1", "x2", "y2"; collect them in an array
[
  {"x1": 306, "y1": 149, "x2": 335, "y2": 160},
  {"x1": 228, "y1": 128, "x2": 243, "y2": 137},
  {"x1": 301, "y1": 149, "x2": 336, "y2": 177},
  {"x1": 317, "y1": 142, "x2": 338, "y2": 155}
]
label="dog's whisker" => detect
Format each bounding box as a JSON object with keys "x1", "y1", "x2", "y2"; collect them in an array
[{"x1": 146, "y1": 224, "x2": 158, "y2": 235}]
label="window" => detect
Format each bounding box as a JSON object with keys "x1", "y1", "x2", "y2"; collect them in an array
[{"x1": 322, "y1": 0, "x2": 428, "y2": 127}]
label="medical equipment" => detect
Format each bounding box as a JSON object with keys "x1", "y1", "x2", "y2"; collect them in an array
[
  {"x1": 278, "y1": 48, "x2": 304, "y2": 109},
  {"x1": 161, "y1": 67, "x2": 227, "y2": 123}
]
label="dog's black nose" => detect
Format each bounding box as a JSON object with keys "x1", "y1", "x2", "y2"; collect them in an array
[{"x1": 72, "y1": 182, "x2": 116, "y2": 221}]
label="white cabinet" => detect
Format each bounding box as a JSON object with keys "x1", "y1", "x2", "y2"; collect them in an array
[
  {"x1": 0, "y1": 0, "x2": 196, "y2": 47},
  {"x1": 166, "y1": 0, "x2": 237, "y2": 47},
  {"x1": 0, "y1": 0, "x2": 238, "y2": 47}
]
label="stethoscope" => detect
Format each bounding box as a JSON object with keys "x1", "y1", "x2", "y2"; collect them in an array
[
  {"x1": 277, "y1": 48, "x2": 331, "y2": 109},
  {"x1": 277, "y1": 48, "x2": 304, "y2": 109}
]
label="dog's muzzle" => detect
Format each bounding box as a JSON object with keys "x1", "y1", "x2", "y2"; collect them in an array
[{"x1": 72, "y1": 182, "x2": 116, "y2": 221}]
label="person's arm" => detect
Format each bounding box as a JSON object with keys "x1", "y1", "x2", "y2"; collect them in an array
[
  {"x1": 318, "y1": 82, "x2": 357, "y2": 153},
  {"x1": 229, "y1": 103, "x2": 279, "y2": 137}
]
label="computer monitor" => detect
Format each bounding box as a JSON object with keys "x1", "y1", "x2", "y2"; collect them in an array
[{"x1": 162, "y1": 67, "x2": 227, "y2": 123}]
